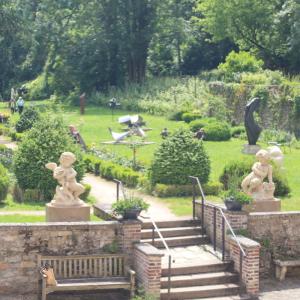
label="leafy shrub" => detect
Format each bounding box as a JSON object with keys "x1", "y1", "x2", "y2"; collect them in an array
[
  {"x1": 153, "y1": 181, "x2": 223, "y2": 197},
  {"x1": 0, "y1": 124, "x2": 10, "y2": 136},
  {"x1": 15, "y1": 107, "x2": 40, "y2": 133},
  {"x1": 150, "y1": 129, "x2": 210, "y2": 185},
  {"x1": 204, "y1": 122, "x2": 231, "y2": 141},
  {"x1": 189, "y1": 118, "x2": 217, "y2": 132},
  {"x1": 0, "y1": 163, "x2": 9, "y2": 202},
  {"x1": 23, "y1": 189, "x2": 40, "y2": 202},
  {"x1": 83, "y1": 154, "x2": 142, "y2": 188},
  {"x1": 14, "y1": 115, "x2": 85, "y2": 201},
  {"x1": 231, "y1": 126, "x2": 245, "y2": 137},
  {"x1": 223, "y1": 190, "x2": 252, "y2": 205},
  {"x1": 81, "y1": 184, "x2": 91, "y2": 201},
  {"x1": 168, "y1": 110, "x2": 188, "y2": 121},
  {"x1": 260, "y1": 129, "x2": 294, "y2": 144},
  {"x1": 182, "y1": 112, "x2": 202, "y2": 123},
  {"x1": 26, "y1": 73, "x2": 52, "y2": 100},
  {"x1": 218, "y1": 51, "x2": 263, "y2": 77},
  {"x1": 220, "y1": 159, "x2": 290, "y2": 197},
  {"x1": 112, "y1": 196, "x2": 149, "y2": 216},
  {"x1": 0, "y1": 145, "x2": 13, "y2": 169}
]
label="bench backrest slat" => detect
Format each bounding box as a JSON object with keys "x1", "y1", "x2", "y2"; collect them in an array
[{"x1": 38, "y1": 254, "x2": 126, "y2": 279}]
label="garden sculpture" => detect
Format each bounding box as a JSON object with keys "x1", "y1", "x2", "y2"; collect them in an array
[
  {"x1": 241, "y1": 149, "x2": 275, "y2": 201},
  {"x1": 46, "y1": 152, "x2": 85, "y2": 206},
  {"x1": 244, "y1": 97, "x2": 262, "y2": 145}
]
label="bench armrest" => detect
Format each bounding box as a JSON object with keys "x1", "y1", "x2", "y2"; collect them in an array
[{"x1": 125, "y1": 266, "x2": 135, "y2": 297}]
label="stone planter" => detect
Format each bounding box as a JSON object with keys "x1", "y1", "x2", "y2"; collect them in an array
[
  {"x1": 123, "y1": 208, "x2": 142, "y2": 220},
  {"x1": 224, "y1": 199, "x2": 242, "y2": 211}
]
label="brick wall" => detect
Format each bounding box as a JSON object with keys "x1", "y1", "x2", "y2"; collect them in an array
[
  {"x1": 134, "y1": 243, "x2": 164, "y2": 299},
  {"x1": 0, "y1": 222, "x2": 120, "y2": 297},
  {"x1": 229, "y1": 236, "x2": 260, "y2": 296},
  {"x1": 195, "y1": 201, "x2": 248, "y2": 252}
]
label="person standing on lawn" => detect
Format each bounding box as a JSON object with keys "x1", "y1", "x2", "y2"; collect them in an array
[{"x1": 16, "y1": 96, "x2": 24, "y2": 114}]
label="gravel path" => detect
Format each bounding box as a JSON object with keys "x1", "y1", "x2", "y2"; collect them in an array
[
  {"x1": 83, "y1": 173, "x2": 189, "y2": 221},
  {"x1": 0, "y1": 135, "x2": 18, "y2": 150}
]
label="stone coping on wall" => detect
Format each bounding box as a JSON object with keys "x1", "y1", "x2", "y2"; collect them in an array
[
  {"x1": 195, "y1": 200, "x2": 248, "y2": 215},
  {"x1": 231, "y1": 235, "x2": 261, "y2": 248},
  {"x1": 0, "y1": 221, "x2": 119, "y2": 230},
  {"x1": 135, "y1": 243, "x2": 164, "y2": 257},
  {"x1": 249, "y1": 211, "x2": 300, "y2": 216}
]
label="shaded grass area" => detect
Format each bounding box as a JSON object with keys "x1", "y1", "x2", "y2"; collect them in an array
[
  {"x1": 0, "y1": 214, "x2": 102, "y2": 223},
  {"x1": 0, "y1": 195, "x2": 97, "y2": 211}
]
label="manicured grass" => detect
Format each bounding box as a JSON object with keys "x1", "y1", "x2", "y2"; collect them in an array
[
  {"x1": 1, "y1": 102, "x2": 300, "y2": 212},
  {"x1": 0, "y1": 214, "x2": 102, "y2": 223},
  {"x1": 0, "y1": 194, "x2": 97, "y2": 211},
  {"x1": 161, "y1": 195, "x2": 223, "y2": 216}
]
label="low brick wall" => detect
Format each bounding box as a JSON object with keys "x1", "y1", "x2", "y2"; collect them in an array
[
  {"x1": 229, "y1": 236, "x2": 260, "y2": 297},
  {"x1": 195, "y1": 201, "x2": 248, "y2": 252},
  {"x1": 248, "y1": 212, "x2": 300, "y2": 276},
  {"x1": 134, "y1": 243, "x2": 164, "y2": 299},
  {"x1": 0, "y1": 221, "x2": 121, "y2": 297}
]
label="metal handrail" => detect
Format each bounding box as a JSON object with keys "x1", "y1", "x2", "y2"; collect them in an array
[
  {"x1": 113, "y1": 179, "x2": 126, "y2": 201},
  {"x1": 189, "y1": 176, "x2": 246, "y2": 258},
  {"x1": 148, "y1": 217, "x2": 173, "y2": 300}
]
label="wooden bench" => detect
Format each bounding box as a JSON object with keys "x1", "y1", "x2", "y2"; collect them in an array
[
  {"x1": 274, "y1": 259, "x2": 300, "y2": 281},
  {"x1": 38, "y1": 254, "x2": 135, "y2": 300}
]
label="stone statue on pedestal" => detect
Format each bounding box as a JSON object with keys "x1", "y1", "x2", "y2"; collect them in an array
[
  {"x1": 241, "y1": 149, "x2": 280, "y2": 212},
  {"x1": 45, "y1": 152, "x2": 90, "y2": 221},
  {"x1": 46, "y1": 152, "x2": 85, "y2": 207}
]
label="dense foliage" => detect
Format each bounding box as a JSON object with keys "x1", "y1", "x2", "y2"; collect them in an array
[
  {"x1": 14, "y1": 115, "x2": 85, "y2": 200},
  {"x1": 15, "y1": 107, "x2": 40, "y2": 133},
  {"x1": 150, "y1": 129, "x2": 210, "y2": 185},
  {"x1": 0, "y1": 163, "x2": 9, "y2": 202},
  {"x1": 220, "y1": 159, "x2": 290, "y2": 197}
]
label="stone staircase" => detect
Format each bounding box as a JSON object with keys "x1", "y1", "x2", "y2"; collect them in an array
[{"x1": 141, "y1": 219, "x2": 243, "y2": 300}]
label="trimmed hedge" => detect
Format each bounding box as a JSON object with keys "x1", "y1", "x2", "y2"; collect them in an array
[
  {"x1": 15, "y1": 107, "x2": 40, "y2": 133},
  {"x1": 189, "y1": 118, "x2": 217, "y2": 132},
  {"x1": 203, "y1": 122, "x2": 231, "y2": 141},
  {"x1": 0, "y1": 163, "x2": 9, "y2": 202},
  {"x1": 231, "y1": 126, "x2": 245, "y2": 137},
  {"x1": 150, "y1": 129, "x2": 210, "y2": 185},
  {"x1": 182, "y1": 112, "x2": 202, "y2": 123},
  {"x1": 220, "y1": 159, "x2": 290, "y2": 197},
  {"x1": 84, "y1": 154, "x2": 142, "y2": 188},
  {"x1": 153, "y1": 181, "x2": 223, "y2": 197}
]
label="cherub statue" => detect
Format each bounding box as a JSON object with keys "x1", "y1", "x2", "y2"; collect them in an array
[
  {"x1": 241, "y1": 149, "x2": 275, "y2": 201},
  {"x1": 46, "y1": 152, "x2": 85, "y2": 206}
]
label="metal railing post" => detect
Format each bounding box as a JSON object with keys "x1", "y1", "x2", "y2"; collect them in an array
[
  {"x1": 168, "y1": 255, "x2": 172, "y2": 300},
  {"x1": 113, "y1": 179, "x2": 121, "y2": 202},
  {"x1": 222, "y1": 217, "x2": 225, "y2": 261},
  {"x1": 239, "y1": 249, "x2": 243, "y2": 289},
  {"x1": 192, "y1": 180, "x2": 196, "y2": 220},
  {"x1": 213, "y1": 207, "x2": 217, "y2": 251},
  {"x1": 152, "y1": 226, "x2": 155, "y2": 246}
]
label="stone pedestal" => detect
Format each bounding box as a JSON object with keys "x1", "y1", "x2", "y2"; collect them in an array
[
  {"x1": 46, "y1": 203, "x2": 91, "y2": 222},
  {"x1": 243, "y1": 199, "x2": 281, "y2": 213},
  {"x1": 242, "y1": 144, "x2": 261, "y2": 154}
]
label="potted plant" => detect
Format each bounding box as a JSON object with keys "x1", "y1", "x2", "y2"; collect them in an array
[
  {"x1": 112, "y1": 196, "x2": 149, "y2": 219},
  {"x1": 223, "y1": 190, "x2": 252, "y2": 211}
]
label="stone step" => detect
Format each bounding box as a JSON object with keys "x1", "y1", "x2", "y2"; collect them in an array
[
  {"x1": 141, "y1": 219, "x2": 200, "y2": 230},
  {"x1": 161, "y1": 262, "x2": 233, "y2": 277},
  {"x1": 141, "y1": 226, "x2": 203, "y2": 239},
  {"x1": 160, "y1": 283, "x2": 240, "y2": 300},
  {"x1": 141, "y1": 235, "x2": 209, "y2": 248},
  {"x1": 186, "y1": 296, "x2": 250, "y2": 300},
  {"x1": 160, "y1": 271, "x2": 239, "y2": 288}
]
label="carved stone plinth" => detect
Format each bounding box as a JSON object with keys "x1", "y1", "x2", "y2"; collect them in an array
[
  {"x1": 243, "y1": 199, "x2": 281, "y2": 213},
  {"x1": 46, "y1": 203, "x2": 90, "y2": 222},
  {"x1": 242, "y1": 144, "x2": 261, "y2": 154}
]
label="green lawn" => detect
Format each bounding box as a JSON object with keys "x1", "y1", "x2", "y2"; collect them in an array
[
  {"x1": 1, "y1": 101, "x2": 300, "y2": 213},
  {"x1": 0, "y1": 214, "x2": 102, "y2": 223}
]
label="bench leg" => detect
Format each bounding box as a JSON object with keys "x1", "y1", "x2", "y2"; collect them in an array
[
  {"x1": 280, "y1": 266, "x2": 287, "y2": 281},
  {"x1": 42, "y1": 289, "x2": 46, "y2": 300},
  {"x1": 275, "y1": 265, "x2": 281, "y2": 280}
]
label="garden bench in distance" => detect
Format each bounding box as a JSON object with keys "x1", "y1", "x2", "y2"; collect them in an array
[
  {"x1": 274, "y1": 259, "x2": 300, "y2": 281},
  {"x1": 38, "y1": 253, "x2": 135, "y2": 300}
]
